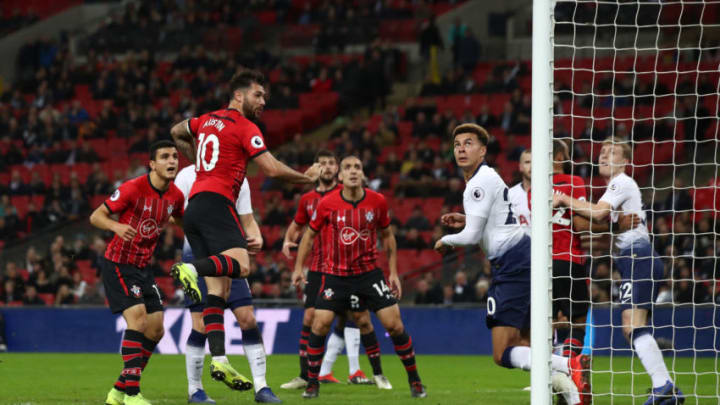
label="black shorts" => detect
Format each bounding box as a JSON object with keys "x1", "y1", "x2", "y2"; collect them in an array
[
  {"x1": 552, "y1": 260, "x2": 590, "y2": 322},
  {"x1": 184, "y1": 192, "x2": 247, "y2": 258},
  {"x1": 100, "y1": 258, "x2": 163, "y2": 314},
  {"x1": 314, "y1": 269, "x2": 395, "y2": 314},
  {"x1": 303, "y1": 270, "x2": 323, "y2": 309}
]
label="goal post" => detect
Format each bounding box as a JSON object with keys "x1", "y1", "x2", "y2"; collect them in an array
[{"x1": 530, "y1": 1, "x2": 554, "y2": 405}]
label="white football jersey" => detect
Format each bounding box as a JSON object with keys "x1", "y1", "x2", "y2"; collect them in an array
[
  {"x1": 174, "y1": 165, "x2": 252, "y2": 214},
  {"x1": 463, "y1": 164, "x2": 527, "y2": 259},
  {"x1": 507, "y1": 182, "x2": 531, "y2": 229},
  {"x1": 599, "y1": 172, "x2": 649, "y2": 250}
]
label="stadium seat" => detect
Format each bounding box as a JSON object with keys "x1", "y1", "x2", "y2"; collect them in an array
[
  {"x1": 10, "y1": 196, "x2": 30, "y2": 219},
  {"x1": 38, "y1": 293, "x2": 55, "y2": 306}
]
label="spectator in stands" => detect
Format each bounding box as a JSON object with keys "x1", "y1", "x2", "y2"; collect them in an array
[
  {"x1": 8, "y1": 171, "x2": 28, "y2": 196},
  {"x1": 419, "y1": 15, "x2": 444, "y2": 64},
  {"x1": 398, "y1": 228, "x2": 426, "y2": 250},
  {"x1": 66, "y1": 185, "x2": 89, "y2": 221},
  {"x1": 414, "y1": 278, "x2": 441, "y2": 305},
  {"x1": 662, "y1": 178, "x2": 693, "y2": 214},
  {"x1": 0, "y1": 217, "x2": 15, "y2": 242},
  {"x1": 55, "y1": 284, "x2": 75, "y2": 305},
  {"x1": 444, "y1": 178, "x2": 464, "y2": 207},
  {"x1": 75, "y1": 142, "x2": 100, "y2": 163},
  {"x1": 442, "y1": 284, "x2": 454, "y2": 305},
  {"x1": 476, "y1": 105, "x2": 498, "y2": 129},
  {"x1": 405, "y1": 205, "x2": 432, "y2": 231},
  {"x1": 22, "y1": 284, "x2": 45, "y2": 306},
  {"x1": 457, "y1": 28, "x2": 480, "y2": 74},
  {"x1": 28, "y1": 172, "x2": 46, "y2": 196},
  {"x1": 20, "y1": 202, "x2": 43, "y2": 234},
  {"x1": 67, "y1": 100, "x2": 89, "y2": 124},
  {"x1": 474, "y1": 279, "x2": 489, "y2": 304},
  {"x1": 448, "y1": 18, "x2": 467, "y2": 68},
  {"x1": 451, "y1": 271, "x2": 476, "y2": 303},
  {"x1": 44, "y1": 199, "x2": 68, "y2": 224},
  {"x1": 2, "y1": 262, "x2": 25, "y2": 297},
  {"x1": 2, "y1": 280, "x2": 18, "y2": 303}
]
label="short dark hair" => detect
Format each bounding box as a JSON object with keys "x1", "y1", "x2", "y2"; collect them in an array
[
  {"x1": 150, "y1": 140, "x2": 177, "y2": 161},
  {"x1": 553, "y1": 139, "x2": 569, "y2": 160},
  {"x1": 229, "y1": 69, "x2": 266, "y2": 94},
  {"x1": 339, "y1": 155, "x2": 362, "y2": 167},
  {"x1": 315, "y1": 149, "x2": 337, "y2": 163},
  {"x1": 452, "y1": 123, "x2": 489, "y2": 146}
]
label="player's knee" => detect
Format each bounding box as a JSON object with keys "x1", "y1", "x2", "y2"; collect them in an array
[
  {"x1": 351, "y1": 313, "x2": 373, "y2": 333},
  {"x1": 235, "y1": 309, "x2": 257, "y2": 330},
  {"x1": 384, "y1": 320, "x2": 404, "y2": 337},
  {"x1": 148, "y1": 325, "x2": 164, "y2": 342},
  {"x1": 303, "y1": 309, "x2": 315, "y2": 327}
]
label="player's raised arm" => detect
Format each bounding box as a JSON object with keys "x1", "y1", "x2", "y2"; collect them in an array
[
  {"x1": 292, "y1": 227, "x2": 317, "y2": 287},
  {"x1": 253, "y1": 152, "x2": 321, "y2": 184},
  {"x1": 380, "y1": 226, "x2": 401, "y2": 299},
  {"x1": 170, "y1": 119, "x2": 197, "y2": 163}
]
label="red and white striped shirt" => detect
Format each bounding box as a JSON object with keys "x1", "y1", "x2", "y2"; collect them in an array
[
  {"x1": 309, "y1": 188, "x2": 390, "y2": 276},
  {"x1": 104, "y1": 174, "x2": 185, "y2": 268},
  {"x1": 293, "y1": 184, "x2": 341, "y2": 273}
]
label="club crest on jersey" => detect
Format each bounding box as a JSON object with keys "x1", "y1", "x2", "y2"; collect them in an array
[
  {"x1": 167, "y1": 205, "x2": 173, "y2": 215},
  {"x1": 365, "y1": 211, "x2": 374, "y2": 223},
  {"x1": 610, "y1": 183, "x2": 618, "y2": 192},
  {"x1": 130, "y1": 285, "x2": 142, "y2": 298},
  {"x1": 471, "y1": 187, "x2": 484, "y2": 201},
  {"x1": 139, "y1": 218, "x2": 159, "y2": 238},
  {"x1": 340, "y1": 227, "x2": 370, "y2": 245},
  {"x1": 323, "y1": 288, "x2": 334, "y2": 300},
  {"x1": 251, "y1": 135, "x2": 264, "y2": 149},
  {"x1": 110, "y1": 189, "x2": 120, "y2": 201},
  {"x1": 143, "y1": 202, "x2": 152, "y2": 212}
]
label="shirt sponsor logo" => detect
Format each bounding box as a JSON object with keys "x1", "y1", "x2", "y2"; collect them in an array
[
  {"x1": 340, "y1": 227, "x2": 370, "y2": 245},
  {"x1": 139, "y1": 218, "x2": 159, "y2": 238},
  {"x1": 365, "y1": 211, "x2": 374, "y2": 223}
]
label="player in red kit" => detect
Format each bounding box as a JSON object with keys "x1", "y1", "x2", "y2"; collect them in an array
[
  {"x1": 292, "y1": 155, "x2": 426, "y2": 399},
  {"x1": 281, "y1": 151, "x2": 384, "y2": 390},
  {"x1": 90, "y1": 140, "x2": 185, "y2": 405},
  {"x1": 169, "y1": 69, "x2": 321, "y2": 390},
  {"x1": 524, "y1": 140, "x2": 638, "y2": 404}
]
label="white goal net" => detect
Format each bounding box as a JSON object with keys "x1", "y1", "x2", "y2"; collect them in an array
[{"x1": 546, "y1": 1, "x2": 720, "y2": 404}]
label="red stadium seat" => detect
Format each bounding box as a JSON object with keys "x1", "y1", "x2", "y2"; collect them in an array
[
  {"x1": 10, "y1": 196, "x2": 30, "y2": 219},
  {"x1": 38, "y1": 293, "x2": 55, "y2": 306}
]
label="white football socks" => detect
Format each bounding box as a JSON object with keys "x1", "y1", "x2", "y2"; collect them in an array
[
  {"x1": 634, "y1": 333, "x2": 672, "y2": 388},
  {"x1": 344, "y1": 327, "x2": 361, "y2": 375},
  {"x1": 244, "y1": 342, "x2": 268, "y2": 392},
  {"x1": 186, "y1": 343, "x2": 205, "y2": 395},
  {"x1": 320, "y1": 332, "x2": 345, "y2": 376}
]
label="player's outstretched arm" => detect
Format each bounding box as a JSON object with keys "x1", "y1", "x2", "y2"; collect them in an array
[
  {"x1": 380, "y1": 226, "x2": 401, "y2": 299},
  {"x1": 292, "y1": 227, "x2": 317, "y2": 287},
  {"x1": 170, "y1": 119, "x2": 197, "y2": 163},
  {"x1": 281, "y1": 221, "x2": 303, "y2": 259},
  {"x1": 253, "y1": 152, "x2": 321, "y2": 184},
  {"x1": 435, "y1": 214, "x2": 487, "y2": 253},
  {"x1": 240, "y1": 213, "x2": 263, "y2": 256},
  {"x1": 554, "y1": 192, "x2": 612, "y2": 222},
  {"x1": 89, "y1": 204, "x2": 136, "y2": 242}
]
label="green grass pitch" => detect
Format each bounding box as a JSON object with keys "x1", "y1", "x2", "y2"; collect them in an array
[{"x1": 0, "y1": 353, "x2": 716, "y2": 404}]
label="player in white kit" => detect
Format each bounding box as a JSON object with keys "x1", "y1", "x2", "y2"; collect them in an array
[
  {"x1": 434, "y1": 123, "x2": 587, "y2": 398},
  {"x1": 175, "y1": 165, "x2": 281, "y2": 404},
  {"x1": 554, "y1": 138, "x2": 684, "y2": 405}
]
